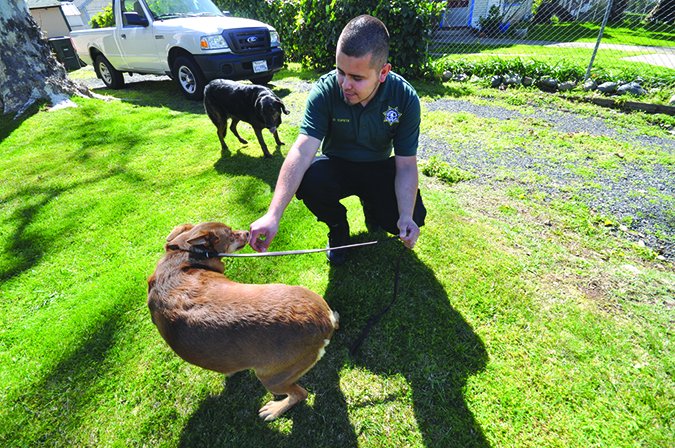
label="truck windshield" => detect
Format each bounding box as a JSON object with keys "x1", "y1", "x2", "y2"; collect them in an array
[{"x1": 145, "y1": 0, "x2": 223, "y2": 20}]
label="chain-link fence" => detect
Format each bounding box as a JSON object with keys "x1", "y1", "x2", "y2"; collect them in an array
[{"x1": 431, "y1": 0, "x2": 674, "y2": 84}]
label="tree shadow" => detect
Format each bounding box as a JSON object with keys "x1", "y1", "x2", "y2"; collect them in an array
[
  {"x1": 90, "y1": 78, "x2": 292, "y2": 113},
  {"x1": 2, "y1": 306, "x2": 129, "y2": 444},
  {"x1": 0, "y1": 103, "x2": 39, "y2": 142},
  {"x1": 326, "y1": 236, "x2": 490, "y2": 446},
  {"x1": 0, "y1": 171, "x2": 123, "y2": 282}
]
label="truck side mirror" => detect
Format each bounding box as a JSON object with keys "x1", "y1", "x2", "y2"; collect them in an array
[
  {"x1": 123, "y1": 12, "x2": 149, "y2": 27},
  {"x1": 222, "y1": 10, "x2": 231, "y2": 17}
]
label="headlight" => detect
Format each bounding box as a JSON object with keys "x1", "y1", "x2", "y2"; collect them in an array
[
  {"x1": 270, "y1": 30, "x2": 280, "y2": 46},
  {"x1": 200, "y1": 34, "x2": 228, "y2": 50}
]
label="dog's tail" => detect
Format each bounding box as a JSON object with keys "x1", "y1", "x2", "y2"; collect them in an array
[{"x1": 330, "y1": 310, "x2": 340, "y2": 330}]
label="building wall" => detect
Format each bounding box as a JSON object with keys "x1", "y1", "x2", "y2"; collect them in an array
[{"x1": 30, "y1": 7, "x2": 70, "y2": 38}]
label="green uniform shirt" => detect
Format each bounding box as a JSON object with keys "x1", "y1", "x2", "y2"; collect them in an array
[{"x1": 300, "y1": 70, "x2": 421, "y2": 162}]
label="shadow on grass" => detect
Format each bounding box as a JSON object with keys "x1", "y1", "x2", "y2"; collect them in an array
[
  {"x1": 91, "y1": 79, "x2": 292, "y2": 113},
  {"x1": 212, "y1": 142, "x2": 286, "y2": 191},
  {"x1": 178, "y1": 235, "x2": 488, "y2": 447},
  {"x1": 0, "y1": 104, "x2": 39, "y2": 142},
  {"x1": 2, "y1": 306, "x2": 129, "y2": 445},
  {"x1": 0, "y1": 171, "x2": 120, "y2": 283},
  {"x1": 327, "y1": 238, "x2": 490, "y2": 447}
]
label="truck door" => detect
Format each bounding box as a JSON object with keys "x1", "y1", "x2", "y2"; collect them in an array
[{"x1": 116, "y1": 0, "x2": 161, "y2": 72}]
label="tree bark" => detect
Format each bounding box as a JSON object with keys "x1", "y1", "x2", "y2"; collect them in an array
[{"x1": 0, "y1": 0, "x2": 92, "y2": 117}]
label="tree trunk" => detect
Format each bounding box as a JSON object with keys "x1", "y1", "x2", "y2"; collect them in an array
[{"x1": 0, "y1": 0, "x2": 91, "y2": 117}]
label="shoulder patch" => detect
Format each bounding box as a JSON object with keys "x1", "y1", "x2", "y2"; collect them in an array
[{"x1": 383, "y1": 106, "x2": 401, "y2": 126}]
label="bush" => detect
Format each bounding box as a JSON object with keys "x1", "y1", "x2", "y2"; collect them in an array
[
  {"x1": 214, "y1": 0, "x2": 444, "y2": 79},
  {"x1": 90, "y1": 4, "x2": 114, "y2": 29}
]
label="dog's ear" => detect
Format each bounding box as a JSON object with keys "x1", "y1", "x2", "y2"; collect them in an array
[
  {"x1": 186, "y1": 230, "x2": 214, "y2": 249},
  {"x1": 166, "y1": 224, "x2": 194, "y2": 242},
  {"x1": 279, "y1": 99, "x2": 290, "y2": 115}
]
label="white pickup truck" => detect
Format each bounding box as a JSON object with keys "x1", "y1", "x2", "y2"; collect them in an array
[{"x1": 70, "y1": 0, "x2": 284, "y2": 100}]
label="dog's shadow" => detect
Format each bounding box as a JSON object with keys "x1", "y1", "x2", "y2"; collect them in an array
[
  {"x1": 178, "y1": 237, "x2": 489, "y2": 447},
  {"x1": 213, "y1": 143, "x2": 285, "y2": 191}
]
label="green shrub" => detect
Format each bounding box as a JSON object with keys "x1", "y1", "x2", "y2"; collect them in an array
[
  {"x1": 90, "y1": 4, "x2": 114, "y2": 28},
  {"x1": 214, "y1": 0, "x2": 444, "y2": 78},
  {"x1": 421, "y1": 156, "x2": 475, "y2": 184}
]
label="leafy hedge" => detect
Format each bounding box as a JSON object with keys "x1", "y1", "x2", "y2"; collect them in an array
[{"x1": 214, "y1": 0, "x2": 444, "y2": 79}]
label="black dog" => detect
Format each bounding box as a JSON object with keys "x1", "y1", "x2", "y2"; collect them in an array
[{"x1": 204, "y1": 79, "x2": 289, "y2": 158}]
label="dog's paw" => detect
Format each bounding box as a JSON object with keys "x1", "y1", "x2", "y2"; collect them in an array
[{"x1": 258, "y1": 398, "x2": 292, "y2": 421}]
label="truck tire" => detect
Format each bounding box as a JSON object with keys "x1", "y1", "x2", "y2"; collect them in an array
[
  {"x1": 250, "y1": 74, "x2": 274, "y2": 85},
  {"x1": 172, "y1": 56, "x2": 206, "y2": 101},
  {"x1": 95, "y1": 55, "x2": 125, "y2": 89}
]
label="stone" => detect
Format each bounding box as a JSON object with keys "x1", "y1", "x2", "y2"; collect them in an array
[
  {"x1": 491, "y1": 75, "x2": 503, "y2": 88},
  {"x1": 558, "y1": 81, "x2": 576, "y2": 91},
  {"x1": 442, "y1": 70, "x2": 453, "y2": 82},
  {"x1": 617, "y1": 81, "x2": 646, "y2": 96},
  {"x1": 597, "y1": 82, "x2": 618, "y2": 94},
  {"x1": 537, "y1": 77, "x2": 559, "y2": 93},
  {"x1": 522, "y1": 76, "x2": 533, "y2": 87},
  {"x1": 583, "y1": 80, "x2": 597, "y2": 91}
]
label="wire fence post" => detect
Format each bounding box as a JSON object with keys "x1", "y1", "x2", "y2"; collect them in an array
[{"x1": 585, "y1": 0, "x2": 615, "y2": 83}]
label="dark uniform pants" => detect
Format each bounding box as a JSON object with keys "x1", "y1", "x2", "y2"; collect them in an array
[{"x1": 296, "y1": 155, "x2": 427, "y2": 235}]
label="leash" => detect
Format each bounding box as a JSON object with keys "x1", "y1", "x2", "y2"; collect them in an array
[
  {"x1": 180, "y1": 236, "x2": 406, "y2": 356},
  {"x1": 349, "y1": 245, "x2": 406, "y2": 356},
  {"x1": 185, "y1": 240, "x2": 380, "y2": 259}
]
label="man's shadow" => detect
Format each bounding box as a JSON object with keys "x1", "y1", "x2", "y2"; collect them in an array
[
  {"x1": 179, "y1": 233, "x2": 488, "y2": 447},
  {"x1": 321, "y1": 236, "x2": 490, "y2": 446}
]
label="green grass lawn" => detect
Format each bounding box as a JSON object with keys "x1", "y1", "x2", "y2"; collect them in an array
[{"x1": 0, "y1": 65, "x2": 673, "y2": 447}]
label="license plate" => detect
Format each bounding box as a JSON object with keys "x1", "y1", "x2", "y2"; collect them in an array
[{"x1": 252, "y1": 60, "x2": 268, "y2": 73}]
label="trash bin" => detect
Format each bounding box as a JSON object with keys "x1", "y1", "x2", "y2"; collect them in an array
[{"x1": 48, "y1": 37, "x2": 81, "y2": 71}]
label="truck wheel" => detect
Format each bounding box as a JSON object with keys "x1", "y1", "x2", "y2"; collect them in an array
[
  {"x1": 172, "y1": 56, "x2": 206, "y2": 100},
  {"x1": 250, "y1": 74, "x2": 274, "y2": 85},
  {"x1": 95, "y1": 55, "x2": 125, "y2": 89}
]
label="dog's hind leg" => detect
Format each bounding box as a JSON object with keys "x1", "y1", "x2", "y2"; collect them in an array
[
  {"x1": 229, "y1": 119, "x2": 248, "y2": 145},
  {"x1": 253, "y1": 128, "x2": 272, "y2": 158},
  {"x1": 255, "y1": 351, "x2": 320, "y2": 420}
]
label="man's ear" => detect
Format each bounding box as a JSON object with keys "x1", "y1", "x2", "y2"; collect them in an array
[
  {"x1": 166, "y1": 224, "x2": 193, "y2": 242},
  {"x1": 378, "y1": 62, "x2": 392, "y2": 83}
]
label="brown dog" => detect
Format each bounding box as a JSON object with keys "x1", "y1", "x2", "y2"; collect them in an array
[{"x1": 147, "y1": 222, "x2": 338, "y2": 421}]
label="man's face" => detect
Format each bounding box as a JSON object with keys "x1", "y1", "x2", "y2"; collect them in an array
[{"x1": 336, "y1": 50, "x2": 390, "y2": 107}]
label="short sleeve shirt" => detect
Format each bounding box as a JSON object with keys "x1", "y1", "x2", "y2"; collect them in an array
[{"x1": 299, "y1": 70, "x2": 420, "y2": 162}]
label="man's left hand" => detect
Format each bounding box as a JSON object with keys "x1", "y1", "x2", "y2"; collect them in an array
[{"x1": 397, "y1": 217, "x2": 420, "y2": 249}]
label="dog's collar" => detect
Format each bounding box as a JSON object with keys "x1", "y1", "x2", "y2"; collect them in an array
[{"x1": 167, "y1": 244, "x2": 220, "y2": 260}]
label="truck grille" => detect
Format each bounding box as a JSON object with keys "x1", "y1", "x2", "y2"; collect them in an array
[{"x1": 226, "y1": 28, "x2": 270, "y2": 54}]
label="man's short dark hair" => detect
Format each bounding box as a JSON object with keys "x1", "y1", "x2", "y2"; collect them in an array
[{"x1": 337, "y1": 15, "x2": 389, "y2": 69}]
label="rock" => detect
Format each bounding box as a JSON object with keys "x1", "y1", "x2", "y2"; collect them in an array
[
  {"x1": 670, "y1": 94, "x2": 675, "y2": 105},
  {"x1": 522, "y1": 76, "x2": 533, "y2": 87},
  {"x1": 491, "y1": 75, "x2": 503, "y2": 88},
  {"x1": 442, "y1": 70, "x2": 453, "y2": 82},
  {"x1": 583, "y1": 80, "x2": 597, "y2": 91},
  {"x1": 454, "y1": 73, "x2": 469, "y2": 82},
  {"x1": 617, "y1": 81, "x2": 646, "y2": 96},
  {"x1": 504, "y1": 73, "x2": 521, "y2": 86},
  {"x1": 469, "y1": 75, "x2": 482, "y2": 83},
  {"x1": 537, "y1": 77, "x2": 559, "y2": 93},
  {"x1": 597, "y1": 82, "x2": 618, "y2": 94},
  {"x1": 558, "y1": 81, "x2": 576, "y2": 91}
]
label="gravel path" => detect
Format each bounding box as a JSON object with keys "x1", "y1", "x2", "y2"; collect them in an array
[{"x1": 420, "y1": 98, "x2": 675, "y2": 261}]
